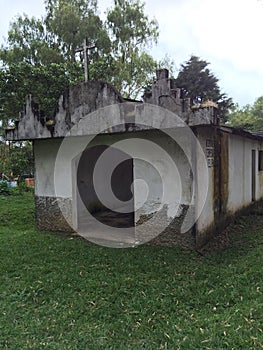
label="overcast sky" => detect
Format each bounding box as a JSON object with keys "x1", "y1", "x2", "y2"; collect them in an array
[{"x1": 0, "y1": 0, "x2": 262, "y2": 107}]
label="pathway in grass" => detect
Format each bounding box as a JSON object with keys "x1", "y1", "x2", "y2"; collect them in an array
[{"x1": 0, "y1": 194, "x2": 262, "y2": 349}]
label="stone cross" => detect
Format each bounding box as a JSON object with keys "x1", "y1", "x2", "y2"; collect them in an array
[{"x1": 76, "y1": 38, "x2": 96, "y2": 82}]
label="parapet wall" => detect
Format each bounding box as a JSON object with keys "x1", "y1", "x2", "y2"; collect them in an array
[
  {"x1": 144, "y1": 68, "x2": 219, "y2": 126},
  {"x1": 6, "y1": 69, "x2": 219, "y2": 142}
]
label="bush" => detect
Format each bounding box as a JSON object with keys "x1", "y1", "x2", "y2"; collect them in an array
[
  {"x1": 0, "y1": 181, "x2": 11, "y2": 196},
  {"x1": 11, "y1": 181, "x2": 34, "y2": 195},
  {"x1": 0, "y1": 180, "x2": 34, "y2": 196}
]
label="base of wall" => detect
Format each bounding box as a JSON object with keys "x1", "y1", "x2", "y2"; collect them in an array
[
  {"x1": 196, "y1": 199, "x2": 263, "y2": 249},
  {"x1": 35, "y1": 196, "x2": 73, "y2": 232},
  {"x1": 34, "y1": 197, "x2": 195, "y2": 248},
  {"x1": 34, "y1": 195, "x2": 262, "y2": 249},
  {"x1": 136, "y1": 204, "x2": 196, "y2": 249}
]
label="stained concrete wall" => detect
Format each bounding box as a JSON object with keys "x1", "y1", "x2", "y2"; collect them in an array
[
  {"x1": 34, "y1": 139, "x2": 62, "y2": 197},
  {"x1": 32, "y1": 126, "x2": 263, "y2": 248},
  {"x1": 6, "y1": 82, "x2": 124, "y2": 141},
  {"x1": 133, "y1": 131, "x2": 193, "y2": 218},
  {"x1": 194, "y1": 128, "x2": 263, "y2": 247},
  {"x1": 194, "y1": 127, "x2": 216, "y2": 247},
  {"x1": 132, "y1": 130, "x2": 194, "y2": 246},
  {"x1": 6, "y1": 71, "x2": 218, "y2": 143},
  {"x1": 227, "y1": 134, "x2": 263, "y2": 212},
  {"x1": 34, "y1": 138, "x2": 73, "y2": 231},
  {"x1": 33, "y1": 129, "x2": 195, "y2": 246}
]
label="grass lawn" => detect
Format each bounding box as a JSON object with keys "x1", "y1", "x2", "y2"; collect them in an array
[{"x1": 0, "y1": 193, "x2": 262, "y2": 349}]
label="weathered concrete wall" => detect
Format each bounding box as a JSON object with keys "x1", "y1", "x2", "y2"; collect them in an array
[
  {"x1": 7, "y1": 69, "x2": 263, "y2": 248},
  {"x1": 33, "y1": 130, "x2": 195, "y2": 246},
  {"x1": 34, "y1": 138, "x2": 74, "y2": 231},
  {"x1": 143, "y1": 69, "x2": 219, "y2": 127},
  {"x1": 35, "y1": 196, "x2": 73, "y2": 232},
  {"x1": 194, "y1": 127, "x2": 216, "y2": 247},
  {"x1": 219, "y1": 131, "x2": 229, "y2": 218},
  {"x1": 259, "y1": 151, "x2": 263, "y2": 197},
  {"x1": 133, "y1": 132, "x2": 192, "y2": 217},
  {"x1": 30, "y1": 125, "x2": 263, "y2": 247},
  {"x1": 6, "y1": 70, "x2": 218, "y2": 142},
  {"x1": 227, "y1": 134, "x2": 263, "y2": 212},
  {"x1": 192, "y1": 128, "x2": 263, "y2": 247},
  {"x1": 34, "y1": 139, "x2": 62, "y2": 197},
  {"x1": 132, "y1": 130, "x2": 195, "y2": 247},
  {"x1": 6, "y1": 81, "x2": 124, "y2": 141},
  {"x1": 193, "y1": 128, "x2": 263, "y2": 247}
]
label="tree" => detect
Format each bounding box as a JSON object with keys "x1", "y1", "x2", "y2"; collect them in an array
[
  {"x1": 45, "y1": 0, "x2": 111, "y2": 62},
  {"x1": 0, "y1": 0, "x2": 159, "y2": 119},
  {"x1": 0, "y1": 62, "x2": 82, "y2": 124},
  {"x1": 174, "y1": 55, "x2": 233, "y2": 121},
  {"x1": 43, "y1": 0, "x2": 158, "y2": 98},
  {"x1": 228, "y1": 96, "x2": 263, "y2": 131},
  {"x1": 251, "y1": 96, "x2": 263, "y2": 130},
  {"x1": 0, "y1": 0, "x2": 105, "y2": 126},
  {"x1": 0, "y1": 0, "x2": 159, "y2": 177},
  {"x1": 0, "y1": 15, "x2": 63, "y2": 66},
  {"x1": 0, "y1": 141, "x2": 33, "y2": 178},
  {"x1": 105, "y1": 0, "x2": 159, "y2": 98},
  {"x1": 107, "y1": 0, "x2": 158, "y2": 63},
  {"x1": 0, "y1": 7, "x2": 84, "y2": 127}
]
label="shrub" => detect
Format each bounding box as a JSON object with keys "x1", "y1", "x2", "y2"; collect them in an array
[
  {"x1": 11, "y1": 181, "x2": 34, "y2": 195},
  {"x1": 0, "y1": 181, "x2": 11, "y2": 196}
]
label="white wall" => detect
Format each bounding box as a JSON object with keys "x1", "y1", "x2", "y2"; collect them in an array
[
  {"x1": 34, "y1": 129, "x2": 263, "y2": 244},
  {"x1": 227, "y1": 135, "x2": 263, "y2": 212},
  {"x1": 34, "y1": 135, "x2": 120, "y2": 199},
  {"x1": 34, "y1": 131, "x2": 194, "y2": 230},
  {"x1": 195, "y1": 128, "x2": 215, "y2": 233},
  {"x1": 34, "y1": 138, "x2": 62, "y2": 197},
  {"x1": 133, "y1": 133, "x2": 193, "y2": 221}
]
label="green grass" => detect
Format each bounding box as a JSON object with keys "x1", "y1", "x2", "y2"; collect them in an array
[{"x1": 0, "y1": 194, "x2": 262, "y2": 349}]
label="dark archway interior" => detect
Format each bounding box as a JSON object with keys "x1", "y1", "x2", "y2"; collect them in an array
[{"x1": 77, "y1": 145, "x2": 134, "y2": 228}]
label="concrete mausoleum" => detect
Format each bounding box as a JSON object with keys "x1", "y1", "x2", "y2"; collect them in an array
[{"x1": 6, "y1": 69, "x2": 263, "y2": 248}]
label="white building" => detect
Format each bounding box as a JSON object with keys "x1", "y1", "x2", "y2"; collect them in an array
[{"x1": 6, "y1": 70, "x2": 263, "y2": 248}]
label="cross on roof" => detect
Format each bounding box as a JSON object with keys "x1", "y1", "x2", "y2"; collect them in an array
[{"x1": 76, "y1": 38, "x2": 96, "y2": 82}]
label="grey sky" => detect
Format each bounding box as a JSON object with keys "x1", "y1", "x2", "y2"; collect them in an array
[{"x1": 0, "y1": 0, "x2": 262, "y2": 107}]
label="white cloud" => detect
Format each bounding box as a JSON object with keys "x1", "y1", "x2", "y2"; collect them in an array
[
  {"x1": 186, "y1": 0, "x2": 263, "y2": 72},
  {"x1": 144, "y1": 0, "x2": 263, "y2": 105},
  {"x1": 0, "y1": 0, "x2": 262, "y2": 105},
  {"x1": 0, "y1": 0, "x2": 45, "y2": 43}
]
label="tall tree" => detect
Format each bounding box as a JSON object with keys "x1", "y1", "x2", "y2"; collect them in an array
[
  {"x1": 0, "y1": 62, "x2": 82, "y2": 124},
  {"x1": 0, "y1": 141, "x2": 34, "y2": 178},
  {"x1": 107, "y1": 0, "x2": 158, "y2": 63},
  {"x1": 0, "y1": 15, "x2": 63, "y2": 66},
  {"x1": 105, "y1": 0, "x2": 159, "y2": 98},
  {"x1": 0, "y1": 0, "x2": 159, "y2": 122},
  {"x1": 174, "y1": 55, "x2": 233, "y2": 121},
  {"x1": 45, "y1": 0, "x2": 111, "y2": 61},
  {"x1": 0, "y1": 0, "x2": 159, "y2": 178},
  {"x1": 228, "y1": 96, "x2": 263, "y2": 131}
]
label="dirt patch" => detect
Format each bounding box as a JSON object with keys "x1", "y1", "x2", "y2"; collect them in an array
[{"x1": 197, "y1": 203, "x2": 263, "y2": 256}]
